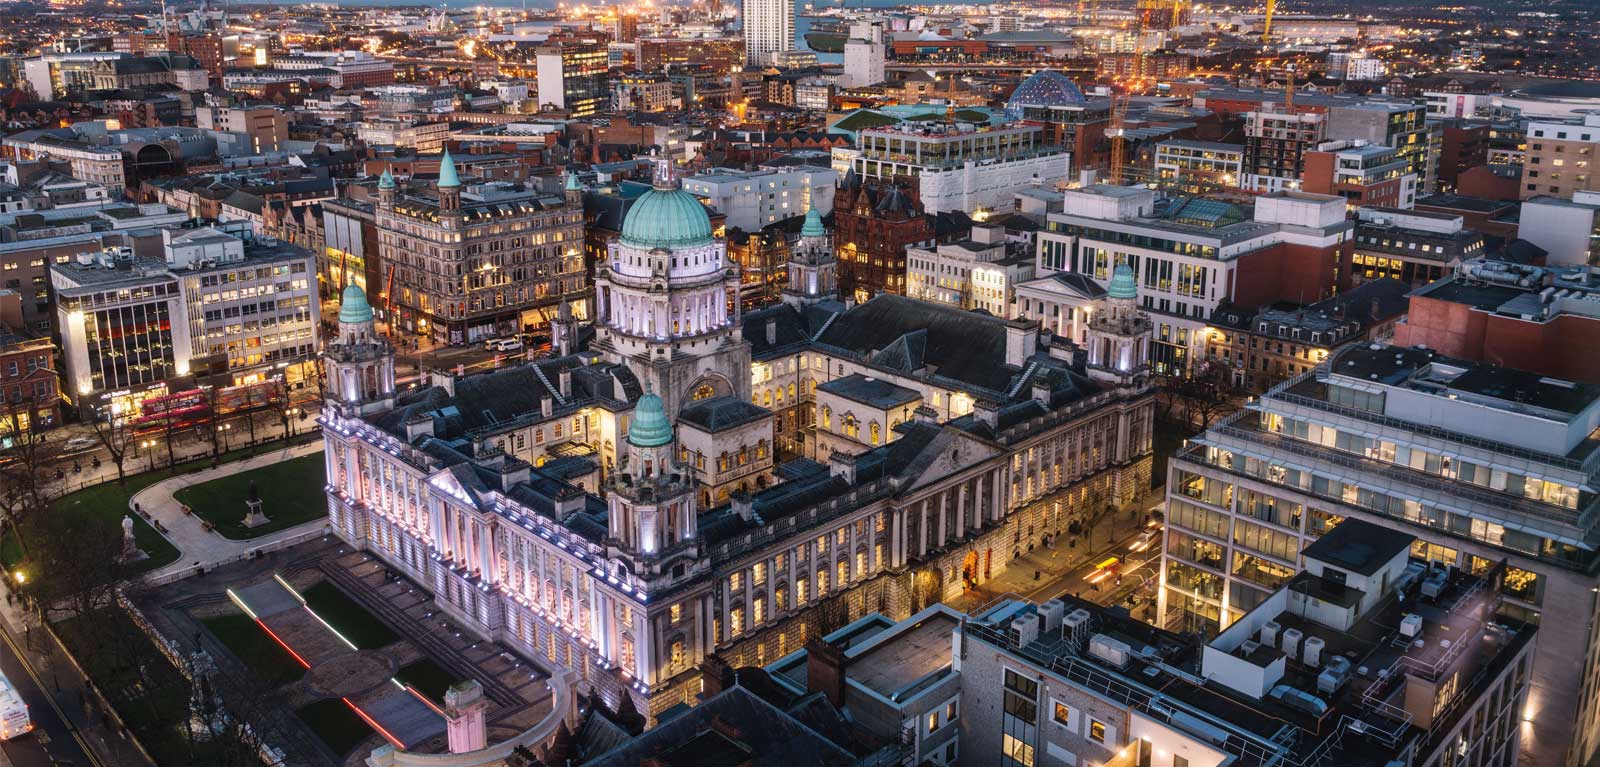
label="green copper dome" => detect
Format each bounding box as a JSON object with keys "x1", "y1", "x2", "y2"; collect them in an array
[
  {"x1": 378, "y1": 166, "x2": 395, "y2": 190},
  {"x1": 628, "y1": 389, "x2": 673, "y2": 448},
  {"x1": 1108, "y1": 262, "x2": 1138, "y2": 300},
  {"x1": 339, "y1": 283, "x2": 374, "y2": 324},
  {"x1": 619, "y1": 188, "x2": 715, "y2": 251},
  {"x1": 800, "y1": 206, "x2": 825, "y2": 238},
  {"x1": 438, "y1": 148, "x2": 460, "y2": 188}
]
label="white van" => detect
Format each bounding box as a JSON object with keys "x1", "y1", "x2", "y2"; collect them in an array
[{"x1": 485, "y1": 337, "x2": 524, "y2": 353}]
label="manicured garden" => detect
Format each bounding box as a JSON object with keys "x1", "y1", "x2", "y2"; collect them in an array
[
  {"x1": 394, "y1": 658, "x2": 458, "y2": 703},
  {"x1": 174, "y1": 453, "x2": 328, "y2": 539},
  {"x1": 296, "y1": 698, "x2": 375, "y2": 758},
  {"x1": 202, "y1": 612, "x2": 309, "y2": 688},
  {"x1": 303, "y1": 580, "x2": 398, "y2": 649},
  {"x1": 0, "y1": 435, "x2": 321, "y2": 573}
]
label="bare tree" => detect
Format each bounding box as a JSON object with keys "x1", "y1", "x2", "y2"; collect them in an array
[
  {"x1": 23, "y1": 501, "x2": 127, "y2": 624},
  {"x1": 89, "y1": 412, "x2": 135, "y2": 486},
  {"x1": 0, "y1": 391, "x2": 58, "y2": 556},
  {"x1": 261, "y1": 378, "x2": 295, "y2": 442}
]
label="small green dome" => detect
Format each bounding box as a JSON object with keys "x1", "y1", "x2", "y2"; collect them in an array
[
  {"x1": 378, "y1": 166, "x2": 395, "y2": 190},
  {"x1": 800, "y1": 206, "x2": 825, "y2": 238},
  {"x1": 628, "y1": 389, "x2": 673, "y2": 448},
  {"x1": 619, "y1": 188, "x2": 714, "y2": 251},
  {"x1": 1108, "y1": 262, "x2": 1138, "y2": 300},
  {"x1": 339, "y1": 283, "x2": 374, "y2": 324}
]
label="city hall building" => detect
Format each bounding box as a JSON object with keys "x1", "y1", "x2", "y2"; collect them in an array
[{"x1": 319, "y1": 159, "x2": 1157, "y2": 726}]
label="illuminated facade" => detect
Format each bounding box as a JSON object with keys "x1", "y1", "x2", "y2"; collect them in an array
[
  {"x1": 375, "y1": 153, "x2": 587, "y2": 345},
  {"x1": 322, "y1": 161, "x2": 1155, "y2": 731}
]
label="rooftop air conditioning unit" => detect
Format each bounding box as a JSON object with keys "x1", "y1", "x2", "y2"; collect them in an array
[
  {"x1": 1281, "y1": 628, "x2": 1303, "y2": 661},
  {"x1": 1038, "y1": 599, "x2": 1065, "y2": 634},
  {"x1": 1011, "y1": 613, "x2": 1040, "y2": 649}
]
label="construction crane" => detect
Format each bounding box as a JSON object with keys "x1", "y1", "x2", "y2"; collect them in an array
[{"x1": 1262, "y1": 0, "x2": 1277, "y2": 43}]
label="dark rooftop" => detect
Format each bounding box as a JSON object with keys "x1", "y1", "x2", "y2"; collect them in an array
[{"x1": 1301, "y1": 518, "x2": 1414, "y2": 576}]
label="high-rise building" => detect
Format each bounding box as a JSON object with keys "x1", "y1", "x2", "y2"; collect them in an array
[
  {"x1": 535, "y1": 42, "x2": 609, "y2": 117},
  {"x1": 835, "y1": 120, "x2": 1071, "y2": 215},
  {"x1": 1520, "y1": 113, "x2": 1600, "y2": 200},
  {"x1": 374, "y1": 154, "x2": 587, "y2": 345},
  {"x1": 1160, "y1": 343, "x2": 1600, "y2": 767},
  {"x1": 741, "y1": 0, "x2": 794, "y2": 65},
  {"x1": 1300, "y1": 140, "x2": 1418, "y2": 210},
  {"x1": 51, "y1": 226, "x2": 318, "y2": 419},
  {"x1": 839, "y1": 21, "x2": 885, "y2": 89}
]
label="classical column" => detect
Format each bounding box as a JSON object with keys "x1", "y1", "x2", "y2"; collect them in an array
[
  {"x1": 955, "y1": 482, "x2": 968, "y2": 538},
  {"x1": 937, "y1": 492, "x2": 948, "y2": 550},
  {"x1": 918, "y1": 501, "x2": 930, "y2": 559}
]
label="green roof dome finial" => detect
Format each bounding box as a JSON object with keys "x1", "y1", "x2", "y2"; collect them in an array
[
  {"x1": 800, "y1": 205, "x2": 826, "y2": 238},
  {"x1": 1108, "y1": 261, "x2": 1138, "y2": 300},
  {"x1": 378, "y1": 165, "x2": 395, "y2": 190},
  {"x1": 628, "y1": 386, "x2": 673, "y2": 448},
  {"x1": 438, "y1": 148, "x2": 460, "y2": 188},
  {"x1": 339, "y1": 283, "x2": 374, "y2": 325}
]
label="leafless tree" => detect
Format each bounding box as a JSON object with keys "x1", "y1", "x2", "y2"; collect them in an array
[
  {"x1": 0, "y1": 391, "x2": 58, "y2": 556},
  {"x1": 89, "y1": 412, "x2": 135, "y2": 486},
  {"x1": 23, "y1": 502, "x2": 127, "y2": 624}
]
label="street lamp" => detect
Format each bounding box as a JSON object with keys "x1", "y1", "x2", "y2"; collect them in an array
[{"x1": 221, "y1": 423, "x2": 233, "y2": 453}]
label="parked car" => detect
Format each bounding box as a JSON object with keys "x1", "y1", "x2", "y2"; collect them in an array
[
  {"x1": 485, "y1": 337, "x2": 524, "y2": 352},
  {"x1": 63, "y1": 436, "x2": 95, "y2": 452}
]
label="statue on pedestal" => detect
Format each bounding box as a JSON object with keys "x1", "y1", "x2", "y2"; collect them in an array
[
  {"x1": 241, "y1": 479, "x2": 270, "y2": 529},
  {"x1": 119, "y1": 515, "x2": 148, "y2": 563}
]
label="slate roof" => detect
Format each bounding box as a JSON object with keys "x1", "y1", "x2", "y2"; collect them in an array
[
  {"x1": 818, "y1": 373, "x2": 920, "y2": 409},
  {"x1": 815, "y1": 294, "x2": 1022, "y2": 395},
  {"x1": 579, "y1": 685, "x2": 858, "y2": 767},
  {"x1": 678, "y1": 396, "x2": 771, "y2": 433}
]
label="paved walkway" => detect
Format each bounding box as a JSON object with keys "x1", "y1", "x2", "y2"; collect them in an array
[{"x1": 131, "y1": 440, "x2": 329, "y2": 583}]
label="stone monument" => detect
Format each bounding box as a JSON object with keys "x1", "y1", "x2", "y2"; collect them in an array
[
  {"x1": 241, "y1": 479, "x2": 270, "y2": 529},
  {"x1": 119, "y1": 514, "x2": 148, "y2": 563}
]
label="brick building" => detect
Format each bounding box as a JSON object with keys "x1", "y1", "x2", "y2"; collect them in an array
[{"x1": 832, "y1": 173, "x2": 935, "y2": 303}]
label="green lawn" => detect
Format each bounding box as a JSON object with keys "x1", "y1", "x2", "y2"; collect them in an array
[
  {"x1": 202, "y1": 613, "x2": 309, "y2": 688},
  {"x1": 394, "y1": 659, "x2": 457, "y2": 703},
  {"x1": 302, "y1": 580, "x2": 398, "y2": 650},
  {"x1": 174, "y1": 453, "x2": 327, "y2": 539},
  {"x1": 0, "y1": 434, "x2": 321, "y2": 573},
  {"x1": 296, "y1": 698, "x2": 375, "y2": 758}
]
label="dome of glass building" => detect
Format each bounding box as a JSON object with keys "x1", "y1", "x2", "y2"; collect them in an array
[{"x1": 1006, "y1": 70, "x2": 1087, "y2": 119}]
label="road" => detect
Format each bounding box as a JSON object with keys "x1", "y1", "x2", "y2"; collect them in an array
[{"x1": 0, "y1": 615, "x2": 100, "y2": 767}]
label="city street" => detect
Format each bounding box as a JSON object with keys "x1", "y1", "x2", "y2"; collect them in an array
[{"x1": 948, "y1": 495, "x2": 1167, "y2": 617}]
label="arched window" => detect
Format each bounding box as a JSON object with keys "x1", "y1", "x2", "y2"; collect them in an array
[
  {"x1": 788, "y1": 383, "x2": 796, "y2": 398},
  {"x1": 844, "y1": 415, "x2": 858, "y2": 438},
  {"x1": 693, "y1": 383, "x2": 716, "y2": 401},
  {"x1": 822, "y1": 406, "x2": 832, "y2": 429},
  {"x1": 763, "y1": 390, "x2": 773, "y2": 407},
  {"x1": 870, "y1": 421, "x2": 881, "y2": 445}
]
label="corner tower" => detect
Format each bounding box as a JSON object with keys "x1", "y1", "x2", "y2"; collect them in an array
[
  {"x1": 782, "y1": 205, "x2": 836, "y2": 308},
  {"x1": 323, "y1": 284, "x2": 396, "y2": 417}
]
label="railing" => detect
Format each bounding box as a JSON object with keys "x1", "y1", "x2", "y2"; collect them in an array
[
  {"x1": 1206, "y1": 421, "x2": 1594, "y2": 534},
  {"x1": 1264, "y1": 371, "x2": 1597, "y2": 475}
]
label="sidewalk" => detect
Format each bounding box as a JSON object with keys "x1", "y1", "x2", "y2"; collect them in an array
[
  {"x1": 131, "y1": 440, "x2": 329, "y2": 582},
  {"x1": 0, "y1": 578, "x2": 150, "y2": 767}
]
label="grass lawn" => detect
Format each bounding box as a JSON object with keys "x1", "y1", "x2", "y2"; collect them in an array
[
  {"x1": 55, "y1": 609, "x2": 198, "y2": 765},
  {"x1": 394, "y1": 659, "x2": 457, "y2": 703},
  {"x1": 174, "y1": 452, "x2": 327, "y2": 539},
  {"x1": 0, "y1": 434, "x2": 321, "y2": 573},
  {"x1": 202, "y1": 612, "x2": 309, "y2": 688},
  {"x1": 302, "y1": 580, "x2": 398, "y2": 650},
  {"x1": 296, "y1": 698, "x2": 375, "y2": 758}
]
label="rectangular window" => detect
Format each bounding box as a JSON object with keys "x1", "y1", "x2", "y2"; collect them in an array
[{"x1": 1089, "y1": 720, "x2": 1107, "y2": 743}]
